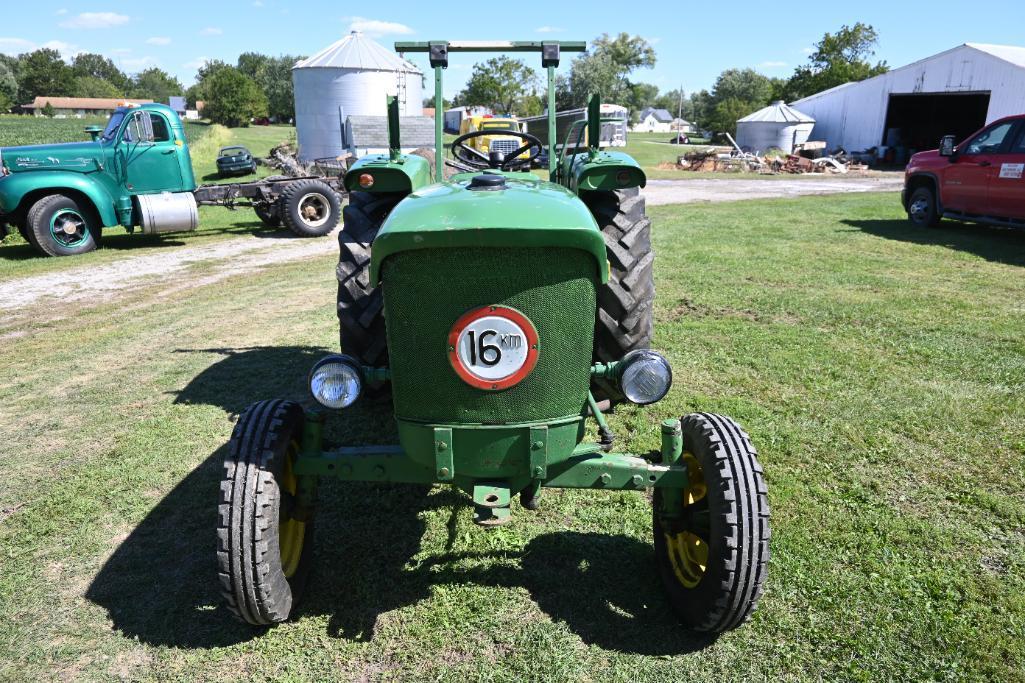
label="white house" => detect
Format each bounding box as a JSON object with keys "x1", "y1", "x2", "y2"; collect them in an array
[
  {"x1": 633, "y1": 107, "x2": 674, "y2": 133},
  {"x1": 794, "y1": 43, "x2": 1025, "y2": 152}
]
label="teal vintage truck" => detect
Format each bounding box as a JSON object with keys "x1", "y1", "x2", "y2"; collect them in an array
[{"x1": 0, "y1": 103, "x2": 345, "y2": 256}]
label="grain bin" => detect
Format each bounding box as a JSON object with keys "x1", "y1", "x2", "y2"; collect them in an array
[
  {"x1": 292, "y1": 30, "x2": 423, "y2": 162},
  {"x1": 735, "y1": 101, "x2": 815, "y2": 154}
]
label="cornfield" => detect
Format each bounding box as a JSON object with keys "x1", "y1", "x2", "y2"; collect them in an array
[{"x1": 0, "y1": 115, "x2": 210, "y2": 147}]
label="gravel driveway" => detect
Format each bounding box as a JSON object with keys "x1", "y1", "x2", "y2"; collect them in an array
[{"x1": 642, "y1": 175, "x2": 904, "y2": 206}]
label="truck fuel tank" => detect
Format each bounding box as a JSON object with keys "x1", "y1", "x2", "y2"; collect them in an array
[{"x1": 136, "y1": 192, "x2": 199, "y2": 234}]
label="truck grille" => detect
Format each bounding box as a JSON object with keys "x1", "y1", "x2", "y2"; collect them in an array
[
  {"x1": 381, "y1": 247, "x2": 597, "y2": 424},
  {"x1": 488, "y1": 138, "x2": 520, "y2": 156}
]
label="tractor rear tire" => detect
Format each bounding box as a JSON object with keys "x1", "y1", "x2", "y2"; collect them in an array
[
  {"x1": 583, "y1": 188, "x2": 655, "y2": 402},
  {"x1": 26, "y1": 193, "x2": 101, "y2": 257},
  {"x1": 280, "y1": 179, "x2": 342, "y2": 237},
  {"x1": 218, "y1": 399, "x2": 315, "y2": 626},
  {"x1": 653, "y1": 413, "x2": 770, "y2": 633},
  {"x1": 336, "y1": 191, "x2": 403, "y2": 369}
]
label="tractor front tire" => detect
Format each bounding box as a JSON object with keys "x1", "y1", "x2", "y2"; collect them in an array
[
  {"x1": 26, "y1": 194, "x2": 100, "y2": 257},
  {"x1": 218, "y1": 399, "x2": 315, "y2": 626},
  {"x1": 653, "y1": 413, "x2": 770, "y2": 633},
  {"x1": 583, "y1": 188, "x2": 655, "y2": 401},
  {"x1": 280, "y1": 179, "x2": 342, "y2": 237},
  {"x1": 336, "y1": 191, "x2": 403, "y2": 368}
]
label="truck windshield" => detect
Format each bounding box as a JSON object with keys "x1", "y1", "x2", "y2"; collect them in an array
[{"x1": 101, "y1": 111, "x2": 125, "y2": 141}]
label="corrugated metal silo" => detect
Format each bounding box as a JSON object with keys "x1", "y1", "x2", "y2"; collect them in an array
[
  {"x1": 735, "y1": 101, "x2": 815, "y2": 153},
  {"x1": 292, "y1": 30, "x2": 423, "y2": 162}
]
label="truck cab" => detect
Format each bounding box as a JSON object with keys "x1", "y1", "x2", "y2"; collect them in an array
[
  {"x1": 457, "y1": 115, "x2": 531, "y2": 161},
  {"x1": 0, "y1": 103, "x2": 197, "y2": 255},
  {"x1": 904, "y1": 114, "x2": 1025, "y2": 228}
]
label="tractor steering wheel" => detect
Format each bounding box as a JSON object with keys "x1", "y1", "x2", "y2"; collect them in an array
[{"x1": 451, "y1": 129, "x2": 543, "y2": 170}]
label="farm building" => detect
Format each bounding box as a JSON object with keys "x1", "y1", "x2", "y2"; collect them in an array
[
  {"x1": 21, "y1": 97, "x2": 152, "y2": 118},
  {"x1": 633, "y1": 108, "x2": 674, "y2": 132},
  {"x1": 793, "y1": 43, "x2": 1025, "y2": 153},
  {"x1": 736, "y1": 101, "x2": 815, "y2": 154},
  {"x1": 292, "y1": 30, "x2": 423, "y2": 162}
]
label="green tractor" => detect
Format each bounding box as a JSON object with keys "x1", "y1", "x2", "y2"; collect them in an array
[{"x1": 219, "y1": 41, "x2": 769, "y2": 634}]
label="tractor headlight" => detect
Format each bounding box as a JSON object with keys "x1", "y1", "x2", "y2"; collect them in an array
[
  {"x1": 618, "y1": 350, "x2": 672, "y2": 405},
  {"x1": 309, "y1": 354, "x2": 363, "y2": 409}
]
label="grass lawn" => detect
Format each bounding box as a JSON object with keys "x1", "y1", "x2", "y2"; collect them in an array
[{"x1": 1, "y1": 191, "x2": 1023, "y2": 681}]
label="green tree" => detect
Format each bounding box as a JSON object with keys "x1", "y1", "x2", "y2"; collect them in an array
[
  {"x1": 251, "y1": 55, "x2": 303, "y2": 121},
  {"x1": 0, "y1": 62, "x2": 17, "y2": 111},
  {"x1": 72, "y1": 53, "x2": 129, "y2": 93},
  {"x1": 782, "y1": 23, "x2": 888, "y2": 101},
  {"x1": 130, "y1": 68, "x2": 184, "y2": 103},
  {"x1": 186, "y1": 59, "x2": 232, "y2": 107},
  {"x1": 202, "y1": 67, "x2": 267, "y2": 127},
  {"x1": 456, "y1": 57, "x2": 538, "y2": 114},
  {"x1": 18, "y1": 49, "x2": 76, "y2": 102},
  {"x1": 73, "y1": 76, "x2": 122, "y2": 99},
  {"x1": 563, "y1": 33, "x2": 657, "y2": 109},
  {"x1": 41, "y1": 101, "x2": 55, "y2": 117},
  {"x1": 711, "y1": 68, "x2": 772, "y2": 106},
  {"x1": 707, "y1": 98, "x2": 754, "y2": 137}
]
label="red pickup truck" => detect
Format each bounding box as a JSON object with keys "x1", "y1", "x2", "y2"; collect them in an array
[{"x1": 904, "y1": 115, "x2": 1025, "y2": 228}]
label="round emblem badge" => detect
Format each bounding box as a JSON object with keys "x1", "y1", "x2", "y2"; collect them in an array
[{"x1": 447, "y1": 305, "x2": 540, "y2": 390}]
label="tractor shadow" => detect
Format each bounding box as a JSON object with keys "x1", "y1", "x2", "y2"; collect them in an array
[
  {"x1": 88, "y1": 345, "x2": 713, "y2": 655},
  {"x1": 842, "y1": 218, "x2": 1025, "y2": 267}
]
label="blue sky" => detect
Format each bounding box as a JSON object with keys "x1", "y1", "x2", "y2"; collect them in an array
[{"x1": 3, "y1": 1, "x2": 1025, "y2": 100}]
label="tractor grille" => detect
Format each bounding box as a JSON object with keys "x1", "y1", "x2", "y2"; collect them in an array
[
  {"x1": 488, "y1": 138, "x2": 520, "y2": 155},
  {"x1": 381, "y1": 247, "x2": 597, "y2": 424}
]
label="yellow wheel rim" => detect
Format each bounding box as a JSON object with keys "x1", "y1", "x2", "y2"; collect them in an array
[
  {"x1": 664, "y1": 451, "x2": 709, "y2": 588},
  {"x1": 278, "y1": 441, "x2": 306, "y2": 579}
]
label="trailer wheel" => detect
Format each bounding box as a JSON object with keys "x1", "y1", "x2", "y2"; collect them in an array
[
  {"x1": 26, "y1": 193, "x2": 100, "y2": 257},
  {"x1": 582, "y1": 188, "x2": 655, "y2": 402},
  {"x1": 336, "y1": 191, "x2": 403, "y2": 371},
  {"x1": 280, "y1": 180, "x2": 341, "y2": 237},
  {"x1": 653, "y1": 413, "x2": 770, "y2": 633},
  {"x1": 218, "y1": 399, "x2": 315, "y2": 626}
]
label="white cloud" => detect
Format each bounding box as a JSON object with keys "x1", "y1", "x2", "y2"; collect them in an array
[
  {"x1": 199, "y1": 27, "x2": 223, "y2": 36},
  {"x1": 146, "y1": 36, "x2": 172, "y2": 45},
  {"x1": 759, "y1": 60, "x2": 788, "y2": 68},
  {"x1": 0, "y1": 37, "x2": 78, "y2": 60},
  {"x1": 183, "y1": 56, "x2": 210, "y2": 70},
  {"x1": 346, "y1": 17, "x2": 414, "y2": 37},
  {"x1": 535, "y1": 26, "x2": 564, "y2": 34},
  {"x1": 60, "y1": 12, "x2": 130, "y2": 29},
  {"x1": 121, "y1": 56, "x2": 156, "y2": 71}
]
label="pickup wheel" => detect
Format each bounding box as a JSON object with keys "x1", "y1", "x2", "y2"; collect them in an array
[
  {"x1": 653, "y1": 413, "x2": 770, "y2": 633},
  {"x1": 336, "y1": 191, "x2": 403, "y2": 373},
  {"x1": 26, "y1": 194, "x2": 100, "y2": 257},
  {"x1": 218, "y1": 399, "x2": 315, "y2": 626},
  {"x1": 280, "y1": 179, "x2": 342, "y2": 237},
  {"x1": 907, "y1": 186, "x2": 941, "y2": 228},
  {"x1": 583, "y1": 188, "x2": 655, "y2": 403}
]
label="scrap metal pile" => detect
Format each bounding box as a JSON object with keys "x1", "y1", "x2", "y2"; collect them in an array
[{"x1": 667, "y1": 134, "x2": 869, "y2": 175}]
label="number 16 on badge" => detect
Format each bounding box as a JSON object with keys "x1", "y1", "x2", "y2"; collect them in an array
[{"x1": 448, "y1": 305, "x2": 540, "y2": 390}]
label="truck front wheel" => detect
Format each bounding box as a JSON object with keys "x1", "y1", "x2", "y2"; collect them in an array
[
  {"x1": 26, "y1": 194, "x2": 100, "y2": 257},
  {"x1": 280, "y1": 180, "x2": 342, "y2": 238},
  {"x1": 907, "y1": 186, "x2": 941, "y2": 228}
]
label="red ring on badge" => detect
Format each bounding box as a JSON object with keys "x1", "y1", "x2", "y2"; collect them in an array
[{"x1": 447, "y1": 305, "x2": 540, "y2": 390}]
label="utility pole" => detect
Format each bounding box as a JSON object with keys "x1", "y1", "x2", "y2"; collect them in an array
[{"x1": 676, "y1": 84, "x2": 684, "y2": 143}]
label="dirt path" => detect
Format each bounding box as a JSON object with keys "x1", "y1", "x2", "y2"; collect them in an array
[
  {"x1": 0, "y1": 230, "x2": 338, "y2": 313},
  {"x1": 642, "y1": 175, "x2": 904, "y2": 206}
]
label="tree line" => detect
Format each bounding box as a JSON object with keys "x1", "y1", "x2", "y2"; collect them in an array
[
  {"x1": 0, "y1": 49, "x2": 303, "y2": 128},
  {"x1": 443, "y1": 23, "x2": 888, "y2": 136}
]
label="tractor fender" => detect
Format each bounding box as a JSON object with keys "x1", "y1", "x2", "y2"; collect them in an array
[
  {"x1": 0, "y1": 171, "x2": 119, "y2": 227},
  {"x1": 563, "y1": 150, "x2": 647, "y2": 194}
]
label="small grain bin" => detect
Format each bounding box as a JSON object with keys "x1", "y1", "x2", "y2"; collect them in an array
[
  {"x1": 292, "y1": 31, "x2": 423, "y2": 162},
  {"x1": 735, "y1": 101, "x2": 815, "y2": 154}
]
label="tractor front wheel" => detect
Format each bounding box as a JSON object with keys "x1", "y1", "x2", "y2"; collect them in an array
[
  {"x1": 218, "y1": 399, "x2": 315, "y2": 625},
  {"x1": 653, "y1": 413, "x2": 770, "y2": 633}
]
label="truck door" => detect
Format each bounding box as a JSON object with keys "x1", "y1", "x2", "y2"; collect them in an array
[
  {"x1": 987, "y1": 122, "x2": 1025, "y2": 220},
  {"x1": 943, "y1": 120, "x2": 1017, "y2": 215},
  {"x1": 119, "y1": 110, "x2": 184, "y2": 193}
]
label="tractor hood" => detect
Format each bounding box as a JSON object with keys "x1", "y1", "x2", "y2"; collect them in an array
[
  {"x1": 0, "y1": 141, "x2": 105, "y2": 175},
  {"x1": 369, "y1": 173, "x2": 609, "y2": 284}
]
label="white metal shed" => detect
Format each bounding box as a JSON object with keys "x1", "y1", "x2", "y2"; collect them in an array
[
  {"x1": 793, "y1": 43, "x2": 1025, "y2": 153},
  {"x1": 735, "y1": 101, "x2": 815, "y2": 153},
  {"x1": 292, "y1": 31, "x2": 423, "y2": 162}
]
